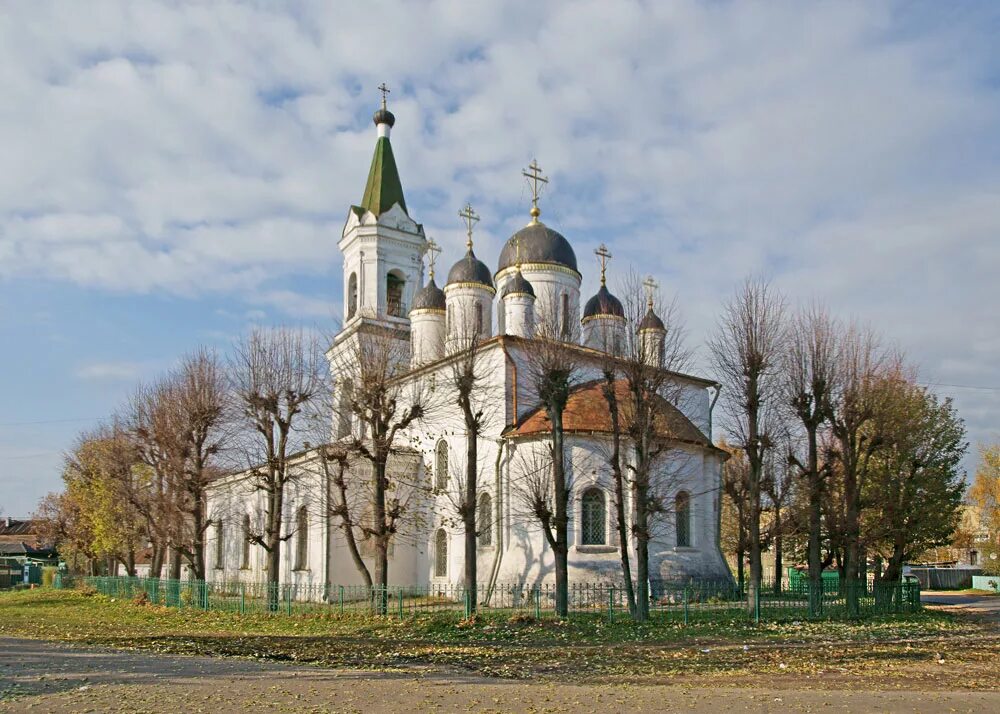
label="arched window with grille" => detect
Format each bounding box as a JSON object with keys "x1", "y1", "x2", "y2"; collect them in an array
[
  {"x1": 294, "y1": 506, "x2": 309, "y2": 570},
  {"x1": 435, "y1": 440, "x2": 448, "y2": 490},
  {"x1": 241, "y1": 514, "x2": 251, "y2": 569},
  {"x1": 434, "y1": 529, "x2": 448, "y2": 577},
  {"x1": 580, "y1": 488, "x2": 606, "y2": 546},
  {"x1": 675, "y1": 491, "x2": 691, "y2": 547},
  {"x1": 477, "y1": 493, "x2": 493, "y2": 547},
  {"x1": 386, "y1": 270, "x2": 405, "y2": 317}
]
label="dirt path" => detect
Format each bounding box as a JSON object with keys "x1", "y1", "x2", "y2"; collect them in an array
[
  {"x1": 922, "y1": 592, "x2": 1000, "y2": 624},
  {"x1": 2, "y1": 637, "x2": 998, "y2": 713}
]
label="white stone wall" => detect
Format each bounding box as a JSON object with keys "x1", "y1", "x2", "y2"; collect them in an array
[
  {"x1": 444, "y1": 284, "x2": 494, "y2": 352},
  {"x1": 581, "y1": 315, "x2": 626, "y2": 353},
  {"x1": 501, "y1": 293, "x2": 535, "y2": 338},
  {"x1": 410, "y1": 309, "x2": 445, "y2": 366}
]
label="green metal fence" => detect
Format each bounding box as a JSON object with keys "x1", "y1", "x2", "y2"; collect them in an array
[{"x1": 63, "y1": 576, "x2": 921, "y2": 622}]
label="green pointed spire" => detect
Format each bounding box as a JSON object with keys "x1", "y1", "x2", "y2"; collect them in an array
[{"x1": 360, "y1": 135, "x2": 407, "y2": 217}]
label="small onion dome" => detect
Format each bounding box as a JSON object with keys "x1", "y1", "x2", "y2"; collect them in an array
[
  {"x1": 501, "y1": 269, "x2": 535, "y2": 299},
  {"x1": 373, "y1": 107, "x2": 396, "y2": 128},
  {"x1": 410, "y1": 278, "x2": 446, "y2": 312},
  {"x1": 582, "y1": 284, "x2": 624, "y2": 320},
  {"x1": 497, "y1": 222, "x2": 578, "y2": 274},
  {"x1": 638, "y1": 307, "x2": 666, "y2": 332},
  {"x1": 446, "y1": 249, "x2": 494, "y2": 289}
]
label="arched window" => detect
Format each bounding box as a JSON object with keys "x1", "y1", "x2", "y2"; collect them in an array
[
  {"x1": 214, "y1": 520, "x2": 224, "y2": 570},
  {"x1": 347, "y1": 272, "x2": 358, "y2": 319},
  {"x1": 386, "y1": 271, "x2": 405, "y2": 317},
  {"x1": 435, "y1": 440, "x2": 448, "y2": 490},
  {"x1": 475, "y1": 302, "x2": 483, "y2": 334},
  {"x1": 580, "y1": 488, "x2": 606, "y2": 546},
  {"x1": 675, "y1": 491, "x2": 691, "y2": 547},
  {"x1": 294, "y1": 506, "x2": 309, "y2": 570},
  {"x1": 241, "y1": 514, "x2": 251, "y2": 569},
  {"x1": 560, "y1": 293, "x2": 570, "y2": 337},
  {"x1": 478, "y1": 493, "x2": 493, "y2": 547},
  {"x1": 434, "y1": 529, "x2": 448, "y2": 577}
]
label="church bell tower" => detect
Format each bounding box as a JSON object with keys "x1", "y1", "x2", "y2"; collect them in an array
[{"x1": 328, "y1": 85, "x2": 426, "y2": 438}]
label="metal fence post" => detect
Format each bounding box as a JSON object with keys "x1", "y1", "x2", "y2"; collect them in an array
[
  {"x1": 608, "y1": 584, "x2": 615, "y2": 623},
  {"x1": 534, "y1": 585, "x2": 540, "y2": 619},
  {"x1": 339, "y1": 585, "x2": 344, "y2": 614},
  {"x1": 398, "y1": 588, "x2": 404, "y2": 619},
  {"x1": 683, "y1": 586, "x2": 689, "y2": 626},
  {"x1": 754, "y1": 583, "x2": 760, "y2": 624}
]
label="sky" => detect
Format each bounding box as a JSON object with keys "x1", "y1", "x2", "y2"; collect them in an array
[{"x1": 1, "y1": 1, "x2": 999, "y2": 517}]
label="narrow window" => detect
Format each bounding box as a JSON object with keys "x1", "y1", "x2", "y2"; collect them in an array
[
  {"x1": 214, "y1": 520, "x2": 224, "y2": 570},
  {"x1": 347, "y1": 272, "x2": 358, "y2": 319},
  {"x1": 475, "y1": 302, "x2": 483, "y2": 334},
  {"x1": 434, "y1": 529, "x2": 448, "y2": 577},
  {"x1": 560, "y1": 293, "x2": 570, "y2": 337},
  {"x1": 478, "y1": 493, "x2": 493, "y2": 547},
  {"x1": 241, "y1": 514, "x2": 251, "y2": 569},
  {"x1": 435, "y1": 440, "x2": 448, "y2": 490},
  {"x1": 675, "y1": 491, "x2": 691, "y2": 547},
  {"x1": 970, "y1": 550, "x2": 978, "y2": 566},
  {"x1": 337, "y1": 378, "x2": 354, "y2": 438},
  {"x1": 581, "y1": 488, "x2": 606, "y2": 545},
  {"x1": 293, "y1": 506, "x2": 309, "y2": 570}
]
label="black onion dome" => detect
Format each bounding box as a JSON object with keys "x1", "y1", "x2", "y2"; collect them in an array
[
  {"x1": 582, "y1": 284, "x2": 624, "y2": 320},
  {"x1": 497, "y1": 222, "x2": 578, "y2": 273},
  {"x1": 373, "y1": 108, "x2": 396, "y2": 128},
  {"x1": 446, "y1": 249, "x2": 494, "y2": 289},
  {"x1": 638, "y1": 307, "x2": 666, "y2": 331},
  {"x1": 410, "y1": 278, "x2": 446, "y2": 312},
  {"x1": 501, "y1": 270, "x2": 535, "y2": 299}
]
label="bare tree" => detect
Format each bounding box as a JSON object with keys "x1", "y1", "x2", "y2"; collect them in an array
[
  {"x1": 230, "y1": 327, "x2": 326, "y2": 606},
  {"x1": 709, "y1": 278, "x2": 786, "y2": 612},
  {"x1": 447, "y1": 332, "x2": 499, "y2": 613},
  {"x1": 596, "y1": 273, "x2": 693, "y2": 620},
  {"x1": 329, "y1": 325, "x2": 428, "y2": 613},
  {"x1": 828, "y1": 324, "x2": 890, "y2": 610},
  {"x1": 521, "y1": 320, "x2": 582, "y2": 617},
  {"x1": 783, "y1": 305, "x2": 839, "y2": 608}
]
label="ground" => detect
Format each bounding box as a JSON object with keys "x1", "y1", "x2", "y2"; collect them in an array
[{"x1": 0, "y1": 588, "x2": 997, "y2": 712}]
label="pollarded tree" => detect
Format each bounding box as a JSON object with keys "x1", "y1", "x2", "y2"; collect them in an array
[
  {"x1": 783, "y1": 305, "x2": 839, "y2": 606},
  {"x1": 708, "y1": 278, "x2": 786, "y2": 613},
  {"x1": 328, "y1": 324, "x2": 429, "y2": 613},
  {"x1": 522, "y1": 320, "x2": 583, "y2": 618},
  {"x1": 230, "y1": 327, "x2": 327, "y2": 606}
]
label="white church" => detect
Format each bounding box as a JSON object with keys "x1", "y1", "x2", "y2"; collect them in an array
[{"x1": 205, "y1": 94, "x2": 732, "y2": 595}]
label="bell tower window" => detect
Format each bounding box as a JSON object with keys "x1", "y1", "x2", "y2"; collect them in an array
[
  {"x1": 347, "y1": 272, "x2": 358, "y2": 319},
  {"x1": 386, "y1": 271, "x2": 405, "y2": 317}
]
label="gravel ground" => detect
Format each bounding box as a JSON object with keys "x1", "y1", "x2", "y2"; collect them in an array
[{"x1": 2, "y1": 637, "x2": 999, "y2": 713}]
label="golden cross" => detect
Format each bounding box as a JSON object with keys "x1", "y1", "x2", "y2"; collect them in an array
[
  {"x1": 521, "y1": 159, "x2": 548, "y2": 223},
  {"x1": 458, "y1": 202, "x2": 480, "y2": 250},
  {"x1": 425, "y1": 238, "x2": 441, "y2": 281},
  {"x1": 643, "y1": 276, "x2": 659, "y2": 309},
  {"x1": 377, "y1": 82, "x2": 390, "y2": 109},
  {"x1": 594, "y1": 244, "x2": 612, "y2": 286}
]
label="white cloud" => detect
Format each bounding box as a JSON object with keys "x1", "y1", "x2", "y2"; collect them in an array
[
  {"x1": 74, "y1": 361, "x2": 144, "y2": 381},
  {"x1": 1, "y1": 0, "x2": 998, "y2": 462}
]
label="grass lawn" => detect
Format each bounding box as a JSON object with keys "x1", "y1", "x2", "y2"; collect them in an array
[{"x1": 1, "y1": 588, "x2": 998, "y2": 687}]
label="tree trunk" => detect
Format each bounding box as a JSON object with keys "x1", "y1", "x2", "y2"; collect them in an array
[
  {"x1": 168, "y1": 547, "x2": 181, "y2": 580},
  {"x1": 372, "y1": 449, "x2": 389, "y2": 615},
  {"x1": 265, "y1": 482, "x2": 284, "y2": 611},
  {"x1": 463, "y1": 429, "x2": 478, "y2": 615},
  {"x1": 843, "y1": 459, "x2": 861, "y2": 613},
  {"x1": 806, "y1": 424, "x2": 822, "y2": 614},
  {"x1": 150, "y1": 542, "x2": 164, "y2": 579},
  {"x1": 190, "y1": 488, "x2": 207, "y2": 581},
  {"x1": 773, "y1": 511, "x2": 783, "y2": 596},
  {"x1": 602, "y1": 373, "x2": 636, "y2": 616},
  {"x1": 551, "y1": 408, "x2": 569, "y2": 618}
]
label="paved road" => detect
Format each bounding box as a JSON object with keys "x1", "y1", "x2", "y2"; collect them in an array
[
  {"x1": 2, "y1": 637, "x2": 999, "y2": 713},
  {"x1": 922, "y1": 591, "x2": 1000, "y2": 623}
]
